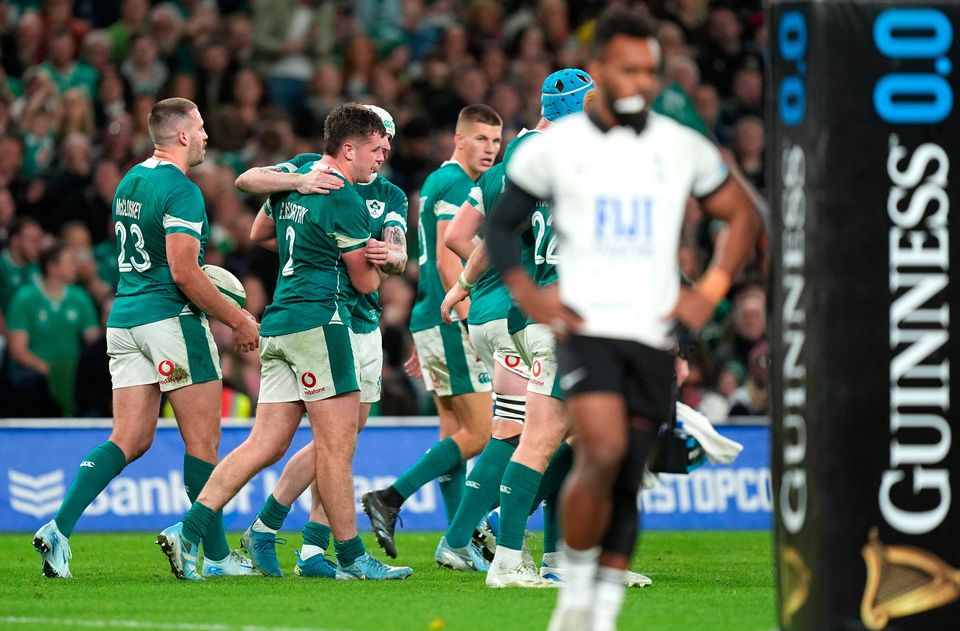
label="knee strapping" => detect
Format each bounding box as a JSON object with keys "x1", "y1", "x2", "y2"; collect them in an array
[
  {"x1": 493, "y1": 393, "x2": 526, "y2": 423},
  {"x1": 601, "y1": 426, "x2": 657, "y2": 558}
]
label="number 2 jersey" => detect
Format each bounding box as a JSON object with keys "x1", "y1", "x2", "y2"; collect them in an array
[
  {"x1": 260, "y1": 162, "x2": 371, "y2": 337},
  {"x1": 274, "y1": 153, "x2": 408, "y2": 334},
  {"x1": 107, "y1": 158, "x2": 209, "y2": 328}
]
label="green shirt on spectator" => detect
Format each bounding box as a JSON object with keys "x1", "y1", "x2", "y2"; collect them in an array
[{"x1": 0, "y1": 249, "x2": 41, "y2": 315}]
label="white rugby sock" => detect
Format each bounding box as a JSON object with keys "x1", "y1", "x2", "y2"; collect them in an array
[
  {"x1": 556, "y1": 545, "x2": 599, "y2": 611},
  {"x1": 592, "y1": 566, "x2": 627, "y2": 631},
  {"x1": 300, "y1": 544, "x2": 324, "y2": 560}
]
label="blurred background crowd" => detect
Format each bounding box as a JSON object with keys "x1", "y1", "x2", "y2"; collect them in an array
[{"x1": 0, "y1": 0, "x2": 768, "y2": 421}]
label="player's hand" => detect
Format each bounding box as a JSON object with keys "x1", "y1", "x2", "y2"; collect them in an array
[
  {"x1": 668, "y1": 286, "x2": 715, "y2": 333},
  {"x1": 231, "y1": 310, "x2": 260, "y2": 353},
  {"x1": 296, "y1": 170, "x2": 344, "y2": 195},
  {"x1": 518, "y1": 284, "x2": 583, "y2": 339},
  {"x1": 403, "y1": 348, "x2": 422, "y2": 379},
  {"x1": 440, "y1": 284, "x2": 469, "y2": 324},
  {"x1": 364, "y1": 239, "x2": 391, "y2": 266}
]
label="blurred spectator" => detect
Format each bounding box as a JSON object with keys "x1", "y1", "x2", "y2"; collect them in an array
[
  {"x1": 120, "y1": 33, "x2": 169, "y2": 97},
  {"x1": 59, "y1": 86, "x2": 97, "y2": 138},
  {"x1": 41, "y1": 26, "x2": 99, "y2": 98},
  {"x1": 698, "y1": 6, "x2": 762, "y2": 98},
  {"x1": 253, "y1": 0, "x2": 321, "y2": 117},
  {"x1": 715, "y1": 283, "x2": 767, "y2": 376},
  {"x1": 106, "y1": 0, "x2": 150, "y2": 63},
  {"x1": 0, "y1": 10, "x2": 44, "y2": 78},
  {"x1": 40, "y1": 132, "x2": 93, "y2": 232},
  {"x1": 60, "y1": 221, "x2": 112, "y2": 305},
  {"x1": 150, "y1": 2, "x2": 193, "y2": 74},
  {"x1": 6, "y1": 241, "x2": 99, "y2": 416},
  {"x1": 728, "y1": 340, "x2": 769, "y2": 416},
  {"x1": 305, "y1": 60, "x2": 344, "y2": 125},
  {"x1": 74, "y1": 296, "x2": 113, "y2": 417},
  {"x1": 93, "y1": 68, "x2": 129, "y2": 128},
  {"x1": 732, "y1": 115, "x2": 764, "y2": 193},
  {"x1": 43, "y1": 0, "x2": 92, "y2": 49},
  {"x1": 0, "y1": 216, "x2": 43, "y2": 317},
  {"x1": 224, "y1": 13, "x2": 255, "y2": 67},
  {"x1": 194, "y1": 38, "x2": 234, "y2": 113},
  {"x1": 80, "y1": 29, "x2": 112, "y2": 75},
  {"x1": 343, "y1": 35, "x2": 379, "y2": 100}
]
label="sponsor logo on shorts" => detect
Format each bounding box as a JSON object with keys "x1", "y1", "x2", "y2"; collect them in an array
[
  {"x1": 532, "y1": 360, "x2": 542, "y2": 377},
  {"x1": 301, "y1": 372, "x2": 326, "y2": 396},
  {"x1": 478, "y1": 371, "x2": 492, "y2": 384},
  {"x1": 505, "y1": 355, "x2": 522, "y2": 369},
  {"x1": 158, "y1": 360, "x2": 189, "y2": 386}
]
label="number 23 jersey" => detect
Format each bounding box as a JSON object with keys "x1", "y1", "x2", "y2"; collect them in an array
[{"x1": 107, "y1": 158, "x2": 209, "y2": 328}]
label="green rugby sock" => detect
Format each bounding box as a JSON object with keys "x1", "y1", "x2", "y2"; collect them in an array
[
  {"x1": 55, "y1": 441, "x2": 126, "y2": 537},
  {"x1": 392, "y1": 437, "x2": 462, "y2": 499},
  {"x1": 335, "y1": 535, "x2": 366, "y2": 568},
  {"x1": 181, "y1": 502, "x2": 216, "y2": 547},
  {"x1": 445, "y1": 438, "x2": 515, "y2": 548},
  {"x1": 302, "y1": 521, "x2": 331, "y2": 550},
  {"x1": 257, "y1": 493, "x2": 291, "y2": 531},
  {"x1": 438, "y1": 460, "x2": 467, "y2": 525},
  {"x1": 183, "y1": 454, "x2": 230, "y2": 561},
  {"x1": 530, "y1": 441, "x2": 574, "y2": 509},
  {"x1": 498, "y1": 462, "x2": 542, "y2": 550}
]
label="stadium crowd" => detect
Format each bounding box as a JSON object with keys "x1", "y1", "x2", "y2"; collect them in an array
[{"x1": 0, "y1": 0, "x2": 768, "y2": 420}]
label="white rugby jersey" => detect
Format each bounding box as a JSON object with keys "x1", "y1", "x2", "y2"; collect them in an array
[{"x1": 506, "y1": 111, "x2": 728, "y2": 350}]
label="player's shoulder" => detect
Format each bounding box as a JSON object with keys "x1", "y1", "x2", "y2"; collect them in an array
[{"x1": 647, "y1": 112, "x2": 714, "y2": 147}]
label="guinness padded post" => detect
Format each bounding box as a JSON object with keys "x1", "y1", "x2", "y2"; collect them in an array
[{"x1": 767, "y1": 1, "x2": 960, "y2": 629}]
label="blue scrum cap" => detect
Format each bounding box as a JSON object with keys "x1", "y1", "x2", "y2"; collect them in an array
[{"x1": 541, "y1": 68, "x2": 595, "y2": 121}]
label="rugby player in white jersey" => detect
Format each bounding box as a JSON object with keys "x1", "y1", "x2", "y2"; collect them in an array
[{"x1": 486, "y1": 8, "x2": 760, "y2": 630}]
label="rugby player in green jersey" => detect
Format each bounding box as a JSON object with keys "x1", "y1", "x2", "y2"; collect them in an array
[
  {"x1": 436, "y1": 70, "x2": 594, "y2": 587},
  {"x1": 158, "y1": 104, "x2": 411, "y2": 581},
  {"x1": 232, "y1": 105, "x2": 411, "y2": 579},
  {"x1": 362, "y1": 105, "x2": 502, "y2": 559},
  {"x1": 32, "y1": 98, "x2": 262, "y2": 579}
]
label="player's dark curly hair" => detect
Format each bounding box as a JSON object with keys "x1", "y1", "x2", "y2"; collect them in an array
[
  {"x1": 323, "y1": 103, "x2": 387, "y2": 157},
  {"x1": 592, "y1": 7, "x2": 656, "y2": 56}
]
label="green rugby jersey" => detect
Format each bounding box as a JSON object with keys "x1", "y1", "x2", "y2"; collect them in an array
[
  {"x1": 410, "y1": 160, "x2": 478, "y2": 332},
  {"x1": 467, "y1": 166, "x2": 511, "y2": 325},
  {"x1": 107, "y1": 158, "x2": 209, "y2": 328},
  {"x1": 276, "y1": 154, "x2": 408, "y2": 334},
  {"x1": 487, "y1": 131, "x2": 556, "y2": 335},
  {"x1": 260, "y1": 165, "x2": 371, "y2": 337},
  {"x1": 7, "y1": 283, "x2": 98, "y2": 361}
]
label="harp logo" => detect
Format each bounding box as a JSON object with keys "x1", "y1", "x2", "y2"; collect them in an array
[
  {"x1": 780, "y1": 545, "x2": 811, "y2": 625},
  {"x1": 860, "y1": 528, "x2": 960, "y2": 630}
]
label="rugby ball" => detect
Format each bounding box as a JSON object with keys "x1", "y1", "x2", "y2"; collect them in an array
[{"x1": 202, "y1": 264, "x2": 246, "y2": 309}]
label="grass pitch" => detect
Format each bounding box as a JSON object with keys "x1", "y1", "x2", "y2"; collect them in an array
[{"x1": 0, "y1": 531, "x2": 775, "y2": 631}]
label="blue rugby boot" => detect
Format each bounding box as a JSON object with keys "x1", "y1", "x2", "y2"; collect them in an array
[
  {"x1": 338, "y1": 552, "x2": 413, "y2": 580},
  {"x1": 435, "y1": 536, "x2": 490, "y2": 572},
  {"x1": 293, "y1": 550, "x2": 340, "y2": 579},
  {"x1": 32, "y1": 520, "x2": 72, "y2": 578},
  {"x1": 156, "y1": 523, "x2": 202, "y2": 581},
  {"x1": 202, "y1": 550, "x2": 260, "y2": 577},
  {"x1": 240, "y1": 524, "x2": 285, "y2": 577}
]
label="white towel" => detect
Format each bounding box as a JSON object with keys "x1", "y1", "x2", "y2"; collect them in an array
[{"x1": 675, "y1": 402, "x2": 743, "y2": 465}]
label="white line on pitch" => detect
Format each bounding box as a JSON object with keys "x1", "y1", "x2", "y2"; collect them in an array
[{"x1": 0, "y1": 617, "x2": 359, "y2": 631}]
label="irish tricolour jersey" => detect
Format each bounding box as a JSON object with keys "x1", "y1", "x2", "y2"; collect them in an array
[
  {"x1": 107, "y1": 158, "x2": 209, "y2": 328},
  {"x1": 507, "y1": 112, "x2": 729, "y2": 350}
]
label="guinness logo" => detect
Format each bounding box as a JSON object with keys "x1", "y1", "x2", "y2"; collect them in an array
[
  {"x1": 861, "y1": 528, "x2": 960, "y2": 630},
  {"x1": 780, "y1": 545, "x2": 811, "y2": 625}
]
